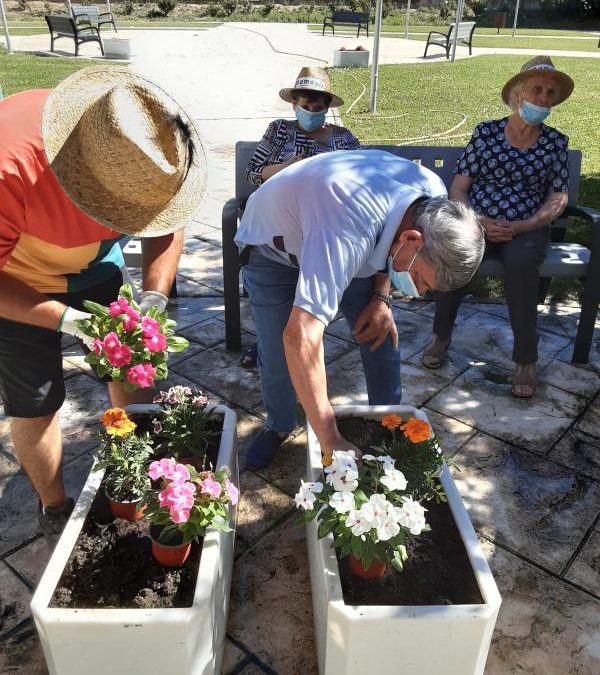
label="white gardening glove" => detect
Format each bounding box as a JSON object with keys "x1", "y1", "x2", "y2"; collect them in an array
[
  {"x1": 139, "y1": 290, "x2": 169, "y2": 314},
  {"x1": 58, "y1": 307, "x2": 95, "y2": 349}
]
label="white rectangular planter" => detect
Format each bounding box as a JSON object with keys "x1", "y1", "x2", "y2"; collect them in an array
[
  {"x1": 31, "y1": 404, "x2": 238, "y2": 675},
  {"x1": 333, "y1": 49, "x2": 369, "y2": 68},
  {"x1": 103, "y1": 37, "x2": 131, "y2": 59},
  {"x1": 307, "y1": 404, "x2": 501, "y2": 675}
]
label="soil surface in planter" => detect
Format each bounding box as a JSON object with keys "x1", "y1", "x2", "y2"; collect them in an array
[
  {"x1": 336, "y1": 416, "x2": 483, "y2": 606},
  {"x1": 50, "y1": 417, "x2": 222, "y2": 609}
]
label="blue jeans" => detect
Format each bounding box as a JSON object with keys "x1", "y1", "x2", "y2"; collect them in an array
[{"x1": 242, "y1": 250, "x2": 402, "y2": 433}]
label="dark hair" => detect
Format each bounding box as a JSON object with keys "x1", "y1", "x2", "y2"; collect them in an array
[{"x1": 291, "y1": 90, "x2": 332, "y2": 107}]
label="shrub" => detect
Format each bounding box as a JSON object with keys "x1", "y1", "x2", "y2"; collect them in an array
[
  {"x1": 261, "y1": 2, "x2": 274, "y2": 16},
  {"x1": 222, "y1": 0, "x2": 237, "y2": 15},
  {"x1": 157, "y1": 0, "x2": 177, "y2": 16}
]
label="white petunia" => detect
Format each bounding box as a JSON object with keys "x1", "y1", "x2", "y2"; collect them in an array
[
  {"x1": 329, "y1": 490, "x2": 355, "y2": 514},
  {"x1": 346, "y1": 508, "x2": 373, "y2": 536},
  {"x1": 380, "y1": 468, "x2": 408, "y2": 492},
  {"x1": 330, "y1": 468, "x2": 359, "y2": 493},
  {"x1": 396, "y1": 497, "x2": 427, "y2": 535}
]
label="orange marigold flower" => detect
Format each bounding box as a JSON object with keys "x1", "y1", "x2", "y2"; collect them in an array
[
  {"x1": 100, "y1": 408, "x2": 136, "y2": 436},
  {"x1": 400, "y1": 418, "x2": 431, "y2": 444},
  {"x1": 381, "y1": 414, "x2": 402, "y2": 430}
]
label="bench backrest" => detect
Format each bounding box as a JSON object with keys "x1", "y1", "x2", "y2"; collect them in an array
[
  {"x1": 71, "y1": 4, "x2": 100, "y2": 20},
  {"x1": 45, "y1": 14, "x2": 76, "y2": 34},
  {"x1": 331, "y1": 10, "x2": 369, "y2": 24},
  {"x1": 449, "y1": 21, "x2": 476, "y2": 40},
  {"x1": 234, "y1": 142, "x2": 581, "y2": 218}
]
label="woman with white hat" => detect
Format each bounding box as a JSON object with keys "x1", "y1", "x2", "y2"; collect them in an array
[
  {"x1": 241, "y1": 66, "x2": 359, "y2": 367},
  {"x1": 422, "y1": 56, "x2": 574, "y2": 398}
]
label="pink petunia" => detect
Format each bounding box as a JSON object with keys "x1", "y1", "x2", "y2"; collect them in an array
[
  {"x1": 143, "y1": 332, "x2": 167, "y2": 353},
  {"x1": 127, "y1": 363, "x2": 156, "y2": 388},
  {"x1": 141, "y1": 316, "x2": 161, "y2": 339},
  {"x1": 199, "y1": 475, "x2": 222, "y2": 499},
  {"x1": 105, "y1": 344, "x2": 132, "y2": 367},
  {"x1": 224, "y1": 479, "x2": 239, "y2": 506}
]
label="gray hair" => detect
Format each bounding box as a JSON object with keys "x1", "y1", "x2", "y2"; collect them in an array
[
  {"x1": 507, "y1": 78, "x2": 561, "y2": 110},
  {"x1": 414, "y1": 198, "x2": 485, "y2": 291}
]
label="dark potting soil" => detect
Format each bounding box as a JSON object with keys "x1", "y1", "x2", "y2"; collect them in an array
[
  {"x1": 50, "y1": 417, "x2": 222, "y2": 610},
  {"x1": 336, "y1": 416, "x2": 483, "y2": 606}
]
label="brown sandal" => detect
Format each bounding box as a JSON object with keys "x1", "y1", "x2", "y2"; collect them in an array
[
  {"x1": 422, "y1": 336, "x2": 451, "y2": 370},
  {"x1": 511, "y1": 363, "x2": 537, "y2": 398}
]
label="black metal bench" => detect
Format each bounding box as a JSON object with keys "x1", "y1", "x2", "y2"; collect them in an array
[
  {"x1": 322, "y1": 10, "x2": 369, "y2": 38},
  {"x1": 424, "y1": 21, "x2": 476, "y2": 59},
  {"x1": 70, "y1": 4, "x2": 117, "y2": 33},
  {"x1": 221, "y1": 142, "x2": 599, "y2": 364},
  {"x1": 44, "y1": 14, "x2": 104, "y2": 56}
]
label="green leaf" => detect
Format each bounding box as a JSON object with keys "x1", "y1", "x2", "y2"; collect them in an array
[
  {"x1": 317, "y1": 518, "x2": 338, "y2": 539},
  {"x1": 83, "y1": 300, "x2": 110, "y2": 317},
  {"x1": 167, "y1": 336, "x2": 189, "y2": 353},
  {"x1": 119, "y1": 284, "x2": 134, "y2": 302}
]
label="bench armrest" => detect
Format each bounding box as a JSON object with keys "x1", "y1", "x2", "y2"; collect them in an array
[
  {"x1": 427, "y1": 30, "x2": 447, "y2": 39},
  {"x1": 565, "y1": 205, "x2": 600, "y2": 229},
  {"x1": 98, "y1": 12, "x2": 113, "y2": 18}
]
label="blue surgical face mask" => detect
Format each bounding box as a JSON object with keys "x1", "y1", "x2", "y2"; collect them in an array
[
  {"x1": 387, "y1": 244, "x2": 421, "y2": 298},
  {"x1": 295, "y1": 105, "x2": 326, "y2": 133},
  {"x1": 518, "y1": 100, "x2": 551, "y2": 125}
]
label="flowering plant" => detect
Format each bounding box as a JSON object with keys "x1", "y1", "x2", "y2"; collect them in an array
[
  {"x1": 76, "y1": 284, "x2": 189, "y2": 391},
  {"x1": 295, "y1": 416, "x2": 449, "y2": 572},
  {"x1": 143, "y1": 458, "x2": 239, "y2": 545},
  {"x1": 94, "y1": 408, "x2": 154, "y2": 502},
  {"x1": 151, "y1": 386, "x2": 218, "y2": 461}
]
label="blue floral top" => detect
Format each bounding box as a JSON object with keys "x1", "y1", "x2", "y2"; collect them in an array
[{"x1": 455, "y1": 118, "x2": 569, "y2": 221}]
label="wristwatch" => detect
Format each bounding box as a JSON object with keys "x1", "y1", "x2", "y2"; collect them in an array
[{"x1": 372, "y1": 291, "x2": 393, "y2": 308}]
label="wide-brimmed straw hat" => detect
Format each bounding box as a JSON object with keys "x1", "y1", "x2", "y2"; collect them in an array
[
  {"x1": 279, "y1": 67, "x2": 344, "y2": 108},
  {"x1": 42, "y1": 66, "x2": 206, "y2": 237},
  {"x1": 501, "y1": 55, "x2": 574, "y2": 106}
]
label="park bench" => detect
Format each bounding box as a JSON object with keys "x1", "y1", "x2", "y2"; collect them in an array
[
  {"x1": 44, "y1": 14, "x2": 104, "y2": 56},
  {"x1": 423, "y1": 21, "x2": 476, "y2": 59},
  {"x1": 221, "y1": 142, "x2": 599, "y2": 364},
  {"x1": 322, "y1": 10, "x2": 369, "y2": 38},
  {"x1": 69, "y1": 4, "x2": 117, "y2": 32}
]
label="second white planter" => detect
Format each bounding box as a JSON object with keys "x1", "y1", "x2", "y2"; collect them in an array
[
  {"x1": 306, "y1": 404, "x2": 501, "y2": 675},
  {"x1": 31, "y1": 404, "x2": 238, "y2": 675}
]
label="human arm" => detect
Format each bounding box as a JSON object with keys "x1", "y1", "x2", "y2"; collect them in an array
[
  {"x1": 352, "y1": 272, "x2": 398, "y2": 351},
  {"x1": 283, "y1": 307, "x2": 360, "y2": 459},
  {"x1": 246, "y1": 120, "x2": 301, "y2": 186},
  {"x1": 504, "y1": 191, "x2": 568, "y2": 237},
  {"x1": 140, "y1": 229, "x2": 184, "y2": 311}
]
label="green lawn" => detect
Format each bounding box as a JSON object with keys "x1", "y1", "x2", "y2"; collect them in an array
[{"x1": 5, "y1": 19, "x2": 221, "y2": 35}]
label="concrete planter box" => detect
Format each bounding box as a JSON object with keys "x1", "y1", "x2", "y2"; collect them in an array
[
  {"x1": 103, "y1": 37, "x2": 131, "y2": 59},
  {"x1": 30, "y1": 404, "x2": 238, "y2": 675},
  {"x1": 306, "y1": 404, "x2": 501, "y2": 675},
  {"x1": 333, "y1": 49, "x2": 369, "y2": 68}
]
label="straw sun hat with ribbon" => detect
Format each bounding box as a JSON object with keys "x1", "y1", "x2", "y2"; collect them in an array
[
  {"x1": 279, "y1": 67, "x2": 344, "y2": 108},
  {"x1": 501, "y1": 55, "x2": 574, "y2": 106},
  {"x1": 42, "y1": 66, "x2": 206, "y2": 237}
]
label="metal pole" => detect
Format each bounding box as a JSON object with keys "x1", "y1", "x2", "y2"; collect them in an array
[
  {"x1": 0, "y1": 0, "x2": 13, "y2": 55},
  {"x1": 404, "y1": 0, "x2": 411, "y2": 40},
  {"x1": 65, "y1": 0, "x2": 73, "y2": 15},
  {"x1": 450, "y1": 0, "x2": 465, "y2": 63},
  {"x1": 369, "y1": 0, "x2": 384, "y2": 113},
  {"x1": 512, "y1": 0, "x2": 521, "y2": 38}
]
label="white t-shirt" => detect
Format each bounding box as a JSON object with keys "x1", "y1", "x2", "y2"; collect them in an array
[{"x1": 235, "y1": 149, "x2": 447, "y2": 325}]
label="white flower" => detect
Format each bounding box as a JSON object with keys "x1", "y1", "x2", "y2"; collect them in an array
[
  {"x1": 346, "y1": 508, "x2": 373, "y2": 536},
  {"x1": 380, "y1": 468, "x2": 408, "y2": 492},
  {"x1": 325, "y1": 450, "x2": 357, "y2": 476},
  {"x1": 361, "y1": 454, "x2": 395, "y2": 468},
  {"x1": 396, "y1": 497, "x2": 427, "y2": 535},
  {"x1": 367, "y1": 494, "x2": 388, "y2": 527},
  {"x1": 329, "y1": 490, "x2": 355, "y2": 514},
  {"x1": 304, "y1": 481, "x2": 324, "y2": 494},
  {"x1": 361, "y1": 454, "x2": 377, "y2": 462},
  {"x1": 294, "y1": 480, "x2": 319, "y2": 510},
  {"x1": 330, "y1": 468, "x2": 359, "y2": 493},
  {"x1": 376, "y1": 513, "x2": 401, "y2": 541}
]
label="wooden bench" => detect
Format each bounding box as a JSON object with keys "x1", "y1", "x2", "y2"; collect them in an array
[
  {"x1": 221, "y1": 142, "x2": 599, "y2": 364},
  {"x1": 44, "y1": 14, "x2": 104, "y2": 56},
  {"x1": 322, "y1": 10, "x2": 369, "y2": 38},
  {"x1": 424, "y1": 21, "x2": 476, "y2": 59},
  {"x1": 69, "y1": 4, "x2": 117, "y2": 32}
]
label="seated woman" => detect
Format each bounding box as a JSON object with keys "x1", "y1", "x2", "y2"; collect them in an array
[
  {"x1": 241, "y1": 66, "x2": 360, "y2": 367},
  {"x1": 422, "y1": 56, "x2": 574, "y2": 398}
]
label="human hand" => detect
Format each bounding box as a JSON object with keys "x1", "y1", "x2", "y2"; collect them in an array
[
  {"x1": 352, "y1": 298, "x2": 398, "y2": 352},
  {"x1": 483, "y1": 217, "x2": 513, "y2": 243},
  {"x1": 320, "y1": 429, "x2": 363, "y2": 461},
  {"x1": 139, "y1": 290, "x2": 168, "y2": 314},
  {"x1": 59, "y1": 307, "x2": 95, "y2": 348}
]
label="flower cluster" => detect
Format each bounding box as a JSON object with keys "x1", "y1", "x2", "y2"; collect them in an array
[
  {"x1": 100, "y1": 407, "x2": 137, "y2": 437},
  {"x1": 76, "y1": 284, "x2": 189, "y2": 391},
  {"x1": 151, "y1": 385, "x2": 216, "y2": 462},
  {"x1": 144, "y1": 457, "x2": 239, "y2": 545}
]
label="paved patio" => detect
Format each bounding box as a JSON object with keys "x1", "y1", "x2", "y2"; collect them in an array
[{"x1": 1, "y1": 21, "x2": 600, "y2": 675}]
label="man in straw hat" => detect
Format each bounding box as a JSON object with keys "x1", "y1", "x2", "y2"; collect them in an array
[
  {"x1": 0, "y1": 66, "x2": 205, "y2": 542},
  {"x1": 236, "y1": 149, "x2": 485, "y2": 469}
]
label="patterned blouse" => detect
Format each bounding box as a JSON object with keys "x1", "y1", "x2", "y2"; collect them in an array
[
  {"x1": 455, "y1": 118, "x2": 569, "y2": 221},
  {"x1": 246, "y1": 118, "x2": 360, "y2": 186}
]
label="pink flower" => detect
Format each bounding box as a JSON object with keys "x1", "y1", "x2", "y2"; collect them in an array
[
  {"x1": 225, "y1": 479, "x2": 239, "y2": 506},
  {"x1": 121, "y1": 309, "x2": 140, "y2": 332},
  {"x1": 170, "y1": 463, "x2": 191, "y2": 485},
  {"x1": 153, "y1": 391, "x2": 165, "y2": 403},
  {"x1": 200, "y1": 475, "x2": 222, "y2": 499},
  {"x1": 170, "y1": 508, "x2": 191, "y2": 523},
  {"x1": 148, "y1": 457, "x2": 176, "y2": 481},
  {"x1": 143, "y1": 332, "x2": 167, "y2": 352},
  {"x1": 159, "y1": 482, "x2": 196, "y2": 524},
  {"x1": 92, "y1": 338, "x2": 103, "y2": 355},
  {"x1": 109, "y1": 297, "x2": 131, "y2": 318},
  {"x1": 152, "y1": 418, "x2": 163, "y2": 434},
  {"x1": 102, "y1": 331, "x2": 122, "y2": 352},
  {"x1": 105, "y1": 343, "x2": 132, "y2": 367},
  {"x1": 192, "y1": 395, "x2": 209, "y2": 407},
  {"x1": 141, "y1": 316, "x2": 161, "y2": 339},
  {"x1": 126, "y1": 363, "x2": 156, "y2": 388}
]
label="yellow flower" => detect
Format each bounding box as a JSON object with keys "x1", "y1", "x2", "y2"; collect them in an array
[
  {"x1": 400, "y1": 418, "x2": 431, "y2": 444},
  {"x1": 100, "y1": 407, "x2": 136, "y2": 437},
  {"x1": 381, "y1": 414, "x2": 402, "y2": 430}
]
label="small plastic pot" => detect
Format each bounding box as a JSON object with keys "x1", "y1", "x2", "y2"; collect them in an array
[
  {"x1": 347, "y1": 554, "x2": 387, "y2": 580},
  {"x1": 149, "y1": 524, "x2": 192, "y2": 567}
]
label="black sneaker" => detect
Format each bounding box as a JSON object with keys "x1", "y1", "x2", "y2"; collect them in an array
[{"x1": 38, "y1": 497, "x2": 75, "y2": 546}]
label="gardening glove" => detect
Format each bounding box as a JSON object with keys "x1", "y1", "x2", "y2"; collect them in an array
[
  {"x1": 139, "y1": 290, "x2": 169, "y2": 314},
  {"x1": 58, "y1": 307, "x2": 95, "y2": 349}
]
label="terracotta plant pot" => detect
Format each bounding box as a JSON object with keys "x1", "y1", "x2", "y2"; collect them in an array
[
  {"x1": 150, "y1": 525, "x2": 192, "y2": 567},
  {"x1": 348, "y1": 554, "x2": 387, "y2": 579},
  {"x1": 107, "y1": 495, "x2": 146, "y2": 522}
]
